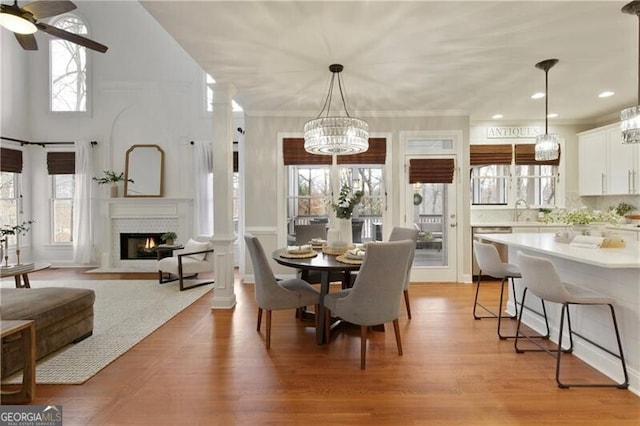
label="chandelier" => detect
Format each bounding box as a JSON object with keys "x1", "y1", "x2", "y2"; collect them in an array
[
  {"x1": 534, "y1": 59, "x2": 560, "y2": 161},
  {"x1": 621, "y1": 1, "x2": 640, "y2": 144},
  {"x1": 304, "y1": 64, "x2": 369, "y2": 155}
]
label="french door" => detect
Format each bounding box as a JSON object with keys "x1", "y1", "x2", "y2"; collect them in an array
[{"x1": 404, "y1": 155, "x2": 458, "y2": 282}]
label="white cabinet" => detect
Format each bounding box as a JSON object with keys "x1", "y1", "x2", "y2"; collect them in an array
[{"x1": 579, "y1": 123, "x2": 640, "y2": 195}]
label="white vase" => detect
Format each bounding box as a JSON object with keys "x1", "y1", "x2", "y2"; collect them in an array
[
  {"x1": 110, "y1": 184, "x2": 118, "y2": 198},
  {"x1": 337, "y1": 218, "x2": 353, "y2": 247}
]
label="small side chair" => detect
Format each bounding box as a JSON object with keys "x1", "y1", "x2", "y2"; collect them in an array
[{"x1": 157, "y1": 238, "x2": 215, "y2": 291}]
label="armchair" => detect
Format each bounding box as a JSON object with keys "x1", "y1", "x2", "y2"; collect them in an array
[{"x1": 157, "y1": 238, "x2": 215, "y2": 291}]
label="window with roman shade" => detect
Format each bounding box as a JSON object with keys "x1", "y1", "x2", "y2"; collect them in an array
[
  {"x1": 337, "y1": 138, "x2": 386, "y2": 164},
  {"x1": 0, "y1": 148, "x2": 23, "y2": 173},
  {"x1": 47, "y1": 152, "x2": 76, "y2": 175},
  {"x1": 283, "y1": 138, "x2": 331, "y2": 165},
  {"x1": 409, "y1": 158, "x2": 455, "y2": 184}
]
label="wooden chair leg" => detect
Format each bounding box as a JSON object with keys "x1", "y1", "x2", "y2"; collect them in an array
[
  {"x1": 360, "y1": 325, "x2": 368, "y2": 370},
  {"x1": 325, "y1": 308, "x2": 331, "y2": 342},
  {"x1": 393, "y1": 319, "x2": 403, "y2": 356},
  {"x1": 403, "y1": 290, "x2": 412, "y2": 319},
  {"x1": 257, "y1": 307, "x2": 263, "y2": 331},
  {"x1": 266, "y1": 310, "x2": 272, "y2": 349}
]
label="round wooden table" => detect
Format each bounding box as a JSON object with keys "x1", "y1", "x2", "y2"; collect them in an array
[
  {"x1": 272, "y1": 248, "x2": 361, "y2": 344},
  {"x1": 0, "y1": 263, "x2": 52, "y2": 288}
]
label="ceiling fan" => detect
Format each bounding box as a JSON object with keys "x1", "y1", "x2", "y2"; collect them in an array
[{"x1": 0, "y1": 0, "x2": 107, "y2": 53}]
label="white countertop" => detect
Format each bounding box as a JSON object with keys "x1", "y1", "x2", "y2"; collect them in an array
[
  {"x1": 471, "y1": 222, "x2": 640, "y2": 232},
  {"x1": 479, "y1": 232, "x2": 640, "y2": 269}
]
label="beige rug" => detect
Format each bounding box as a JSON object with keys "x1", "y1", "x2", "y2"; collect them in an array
[{"x1": 0, "y1": 279, "x2": 213, "y2": 384}]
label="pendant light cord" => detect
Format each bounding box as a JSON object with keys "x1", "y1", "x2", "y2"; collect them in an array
[
  {"x1": 544, "y1": 68, "x2": 549, "y2": 135},
  {"x1": 315, "y1": 66, "x2": 352, "y2": 119}
]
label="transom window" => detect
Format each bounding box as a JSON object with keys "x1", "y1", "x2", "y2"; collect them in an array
[{"x1": 50, "y1": 15, "x2": 87, "y2": 112}]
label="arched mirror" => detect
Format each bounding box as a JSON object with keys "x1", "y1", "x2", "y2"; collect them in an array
[{"x1": 124, "y1": 144, "x2": 164, "y2": 197}]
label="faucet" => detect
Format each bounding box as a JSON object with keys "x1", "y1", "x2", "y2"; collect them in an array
[{"x1": 514, "y1": 198, "x2": 530, "y2": 222}]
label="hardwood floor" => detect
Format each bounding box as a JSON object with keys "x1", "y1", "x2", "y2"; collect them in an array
[{"x1": 13, "y1": 268, "x2": 640, "y2": 425}]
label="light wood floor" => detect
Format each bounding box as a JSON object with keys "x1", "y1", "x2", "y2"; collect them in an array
[{"x1": 12, "y1": 268, "x2": 640, "y2": 425}]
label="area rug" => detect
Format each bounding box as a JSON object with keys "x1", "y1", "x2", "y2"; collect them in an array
[{"x1": 0, "y1": 279, "x2": 214, "y2": 384}]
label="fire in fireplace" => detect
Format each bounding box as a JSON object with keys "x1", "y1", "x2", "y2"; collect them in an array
[{"x1": 119, "y1": 233, "x2": 164, "y2": 260}]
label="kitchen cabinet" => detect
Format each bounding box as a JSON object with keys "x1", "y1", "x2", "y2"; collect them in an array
[{"x1": 579, "y1": 123, "x2": 640, "y2": 195}]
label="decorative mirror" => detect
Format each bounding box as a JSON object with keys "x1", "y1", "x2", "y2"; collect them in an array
[{"x1": 124, "y1": 144, "x2": 164, "y2": 197}]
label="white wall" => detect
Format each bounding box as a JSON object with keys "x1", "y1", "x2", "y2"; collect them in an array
[{"x1": 1, "y1": 1, "x2": 215, "y2": 265}]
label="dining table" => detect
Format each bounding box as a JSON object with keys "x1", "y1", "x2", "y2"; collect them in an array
[{"x1": 272, "y1": 247, "x2": 362, "y2": 344}]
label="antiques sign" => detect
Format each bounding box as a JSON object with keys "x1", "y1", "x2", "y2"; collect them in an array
[{"x1": 487, "y1": 127, "x2": 541, "y2": 139}]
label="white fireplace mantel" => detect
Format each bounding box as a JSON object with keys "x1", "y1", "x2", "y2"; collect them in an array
[{"x1": 100, "y1": 198, "x2": 194, "y2": 269}]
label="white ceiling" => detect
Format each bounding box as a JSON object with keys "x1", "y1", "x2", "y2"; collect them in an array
[{"x1": 140, "y1": 0, "x2": 637, "y2": 123}]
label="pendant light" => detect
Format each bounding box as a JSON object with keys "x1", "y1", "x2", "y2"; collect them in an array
[
  {"x1": 304, "y1": 64, "x2": 369, "y2": 155},
  {"x1": 621, "y1": 1, "x2": 640, "y2": 144},
  {"x1": 534, "y1": 59, "x2": 560, "y2": 161},
  {"x1": 0, "y1": 1, "x2": 37, "y2": 34}
]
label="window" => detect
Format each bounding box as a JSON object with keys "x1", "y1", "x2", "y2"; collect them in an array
[
  {"x1": 471, "y1": 165, "x2": 509, "y2": 205},
  {"x1": 515, "y1": 165, "x2": 556, "y2": 206},
  {"x1": 288, "y1": 166, "x2": 332, "y2": 218},
  {"x1": 52, "y1": 175, "x2": 74, "y2": 243},
  {"x1": 50, "y1": 15, "x2": 87, "y2": 112},
  {"x1": 0, "y1": 172, "x2": 19, "y2": 243}
]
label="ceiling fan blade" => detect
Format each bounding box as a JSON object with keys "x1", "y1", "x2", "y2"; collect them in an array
[
  {"x1": 14, "y1": 33, "x2": 38, "y2": 51},
  {"x1": 37, "y1": 22, "x2": 108, "y2": 53},
  {"x1": 22, "y1": 0, "x2": 76, "y2": 20}
]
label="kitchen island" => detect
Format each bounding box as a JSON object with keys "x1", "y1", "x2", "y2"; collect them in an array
[{"x1": 480, "y1": 232, "x2": 640, "y2": 395}]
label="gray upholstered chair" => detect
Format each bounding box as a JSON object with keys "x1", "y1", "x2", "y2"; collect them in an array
[
  {"x1": 157, "y1": 238, "x2": 215, "y2": 291},
  {"x1": 244, "y1": 233, "x2": 320, "y2": 349},
  {"x1": 324, "y1": 240, "x2": 414, "y2": 369},
  {"x1": 515, "y1": 251, "x2": 628, "y2": 389},
  {"x1": 388, "y1": 227, "x2": 419, "y2": 319}
]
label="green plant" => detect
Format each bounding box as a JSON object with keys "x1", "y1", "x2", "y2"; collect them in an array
[
  {"x1": 548, "y1": 208, "x2": 620, "y2": 225},
  {"x1": 612, "y1": 202, "x2": 636, "y2": 216},
  {"x1": 93, "y1": 170, "x2": 133, "y2": 185},
  {"x1": 332, "y1": 184, "x2": 364, "y2": 219},
  {"x1": 161, "y1": 232, "x2": 177, "y2": 242},
  {"x1": 538, "y1": 208, "x2": 553, "y2": 214}
]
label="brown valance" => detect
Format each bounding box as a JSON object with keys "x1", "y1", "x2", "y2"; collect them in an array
[
  {"x1": 409, "y1": 158, "x2": 455, "y2": 184},
  {"x1": 283, "y1": 137, "x2": 386, "y2": 165},
  {"x1": 515, "y1": 144, "x2": 561, "y2": 166},
  {"x1": 337, "y1": 138, "x2": 386, "y2": 164},
  {"x1": 470, "y1": 144, "x2": 513, "y2": 166},
  {"x1": 0, "y1": 148, "x2": 23, "y2": 173},
  {"x1": 283, "y1": 138, "x2": 332, "y2": 165},
  {"x1": 47, "y1": 152, "x2": 76, "y2": 175}
]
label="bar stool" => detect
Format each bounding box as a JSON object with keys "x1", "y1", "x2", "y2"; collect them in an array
[
  {"x1": 515, "y1": 251, "x2": 629, "y2": 389},
  {"x1": 473, "y1": 240, "x2": 522, "y2": 339}
]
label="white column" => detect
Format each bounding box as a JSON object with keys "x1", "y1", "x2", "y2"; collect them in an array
[{"x1": 210, "y1": 83, "x2": 237, "y2": 309}]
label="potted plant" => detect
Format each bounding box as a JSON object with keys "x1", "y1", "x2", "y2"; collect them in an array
[
  {"x1": 1, "y1": 220, "x2": 34, "y2": 267},
  {"x1": 161, "y1": 232, "x2": 177, "y2": 245},
  {"x1": 93, "y1": 170, "x2": 133, "y2": 198}
]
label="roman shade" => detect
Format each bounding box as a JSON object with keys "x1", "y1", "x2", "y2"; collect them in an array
[
  {"x1": 0, "y1": 148, "x2": 23, "y2": 173},
  {"x1": 409, "y1": 158, "x2": 455, "y2": 184},
  {"x1": 47, "y1": 152, "x2": 76, "y2": 175},
  {"x1": 470, "y1": 144, "x2": 513, "y2": 166},
  {"x1": 283, "y1": 138, "x2": 386, "y2": 165},
  {"x1": 515, "y1": 144, "x2": 561, "y2": 166}
]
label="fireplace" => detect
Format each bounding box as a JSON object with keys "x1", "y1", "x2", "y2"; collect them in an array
[{"x1": 119, "y1": 233, "x2": 164, "y2": 260}]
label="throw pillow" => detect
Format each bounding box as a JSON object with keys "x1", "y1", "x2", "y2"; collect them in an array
[{"x1": 183, "y1": 239, "x2": 210, "y2": 261}]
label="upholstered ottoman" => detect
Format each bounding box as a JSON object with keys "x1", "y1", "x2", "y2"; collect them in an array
[{"x1": 1, "y1": 287, "x2": 95, "y2": 377}]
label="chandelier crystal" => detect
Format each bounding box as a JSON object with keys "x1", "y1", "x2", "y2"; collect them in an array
[
  {"x1": 534, "y1": 59, "x2": 560, "y2": 161},
  {"x1": 621, "y1": 1, "x2": 640, "y2": 144},
  {"x1": 304, "y1": 64, "x2": 369, "y2": 155}
]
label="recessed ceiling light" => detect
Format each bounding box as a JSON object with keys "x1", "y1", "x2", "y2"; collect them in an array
[
  {"x1": 492, "y1": 114, "x2": 503, "y2": 119},
  {"x1": 598, "y1": 91, "x2": 615, "y2": 98},
  {"x1": 531, "y1": 92, "x2": 545, "y2": 99},
  {"x1": 547, "y1": 113, "x2": 558, "y2": 118}
]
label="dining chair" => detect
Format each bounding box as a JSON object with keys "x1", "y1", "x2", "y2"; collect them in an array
[
  {"x1": 324, "y1": 240, "x2": 414, "y2": 369},
  {"x1": 515, "y1": 251, "x2": 628, "y2": 389},
  {"x1": 388, "y1": 227, "x2": 419, "y2": 319},
  {"x1": 244, "y1": 233, "x2": 320, "y2": 349},
  {"x1": 294, "y1": 223, "x2": 327, "y2": 245}
]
